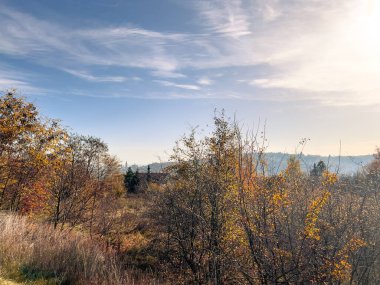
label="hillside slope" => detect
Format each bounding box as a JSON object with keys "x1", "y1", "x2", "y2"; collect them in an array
[{"x1": 129, "y1": 153, "x2": 374, "y2": 175}]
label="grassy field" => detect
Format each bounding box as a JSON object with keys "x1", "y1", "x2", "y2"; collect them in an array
[
  {"x1": 0, "y1": 212, "x2": 160, "y2": 285},
  {"x1": 0, "y1": 277, "x2": 23, "y2": 285}
]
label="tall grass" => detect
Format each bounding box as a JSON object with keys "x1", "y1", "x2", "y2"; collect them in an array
[{"x1": 0, "y1": 213, "x2": 159, "y2": 285}]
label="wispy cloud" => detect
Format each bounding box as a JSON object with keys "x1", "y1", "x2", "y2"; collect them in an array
[
  {"x1": 155, "y1": 80, "x2": 200, "y2": 91},
  {"x1": 196, "y1": 0, "x2": 251, "y2": 38},
  {"x1": 197, "y1": 77, "x2": 214, "y2": 86},
  {"x1": 63, "y1": 69, "x2": 128, "y2": 83},
  {"x1": 1, "y1": 1, "x2": 380, "y2": 105},
  {"x1": 0, "y1": 66, "x2": 47, "y2": 95},
  {"x1": 0, "y1": 7, "x2": 70, "y2": 56},
  {"x1": 151, "y1": 70, "x2": 186, "y2": 79},
  {"x1": 242, "y1": 0, "x2": 380, "y2": 105},
  {"x1": 0, "y1": 5, "x2": 184, "y2": 75},
  {"x1": 259, "y1": 0, "x2": 282, "y2": 22},
  {"x1": 194, "y1": 0, "x2": 380, "y2": 105}
]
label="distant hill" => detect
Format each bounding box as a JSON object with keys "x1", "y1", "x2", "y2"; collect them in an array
[
  {"x1": 126, "y1": 153, "x2": 374, "y2": 175},
  {"x1": 127, "y1": 162, "x2": 175, "y2": 173},
  {"x1": 263, "y1": 153, "x2": 373, "y2": 175}
]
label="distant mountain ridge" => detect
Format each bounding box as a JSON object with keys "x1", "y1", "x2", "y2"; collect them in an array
[
  {"x1": 263, "y1": 153, "x2": 373, "y2": 175},
  {"x1": 127, "y1": 153, "x2": 374, "y2": 175}
]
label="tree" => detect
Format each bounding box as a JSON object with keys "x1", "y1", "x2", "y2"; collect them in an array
[
  {"x1": 0, "y1": 90, "x2": 68, "y2": 212},
  {"x1": 311, "y1": 160, "x2": 326, "y2": 177},
  {"x1": 124, "y1": 167, "x2": 139, "y2": 193},
  {"x1": 155, "y1": 111, "x2": 368, "y2": 284},
  {"x1": 49, "y1": 134, "x2": 124, "y2": 230},
  {"x1": 157, "y1": 112, "x2": 242, "y2": 284},
  {"x1": 147, "y1": 165, "x2": 151, "y2": 183}
]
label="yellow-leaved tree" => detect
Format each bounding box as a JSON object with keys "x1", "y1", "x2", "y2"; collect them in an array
[{"x1": 0, "y1": 90, "x2": 68, "y2": 212}]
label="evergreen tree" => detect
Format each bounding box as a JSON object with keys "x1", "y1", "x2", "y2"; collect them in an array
[
  {"x1": 147, "y1": 165, "x2": 151, "y2": 183},
  {"x1": 132, "y1": 169, "x2": 140, "y2": 192},
  {"x1": 124, "y1": 167, "x2": 138, "y2": 193},
  {"x1": 311, "y1": 160, "x2": 326, "y2": 176}
]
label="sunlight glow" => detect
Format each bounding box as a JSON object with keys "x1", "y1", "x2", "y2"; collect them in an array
[
  {"x1": 364, "y1": 0, "x2": 380, "y2": 48},
  {"x1": 346, "y1": 0, "x2": 380, "y2": 60}
]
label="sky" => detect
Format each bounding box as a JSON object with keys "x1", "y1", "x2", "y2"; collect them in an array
[{"x1": 0, "y1": 0, "x2": 380, "y2": 164}]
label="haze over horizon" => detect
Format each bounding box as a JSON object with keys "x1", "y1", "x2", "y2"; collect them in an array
[{"x1": 1, "y1": 0, "x2": 379, "y2": 164}]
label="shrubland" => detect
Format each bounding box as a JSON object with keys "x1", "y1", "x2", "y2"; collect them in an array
[{"x1": 0, "y1": 91, "x2": 379, "y2": 284}]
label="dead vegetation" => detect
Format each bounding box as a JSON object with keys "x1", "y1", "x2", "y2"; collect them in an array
[{"x1": 0, "y1": 213, "x2": 160, "y2": 285}]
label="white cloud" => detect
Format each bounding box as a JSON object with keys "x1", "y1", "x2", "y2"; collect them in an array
[
  {"x1": 0, "y1": 7, "x2": 66, "y2": 55},
  {"x1": 151, "y1": 70, "x2": 187, "y2": 79},
  {"x1": 0, "y1": 67, "x2": 47, "y2": 95},
  {"x1": 63, "y1": 69, "x2": 128, "y2": 82},
  {"x1": 155, "y1": 80, "x2": 200, "y2": 90},
  {"x1": 196, "y1": 0, "x2": 251, "y2": 38},
  {"x1": 1, "y1": 1, "x2": 380, "y2": 105},
  {"x1": 0, "y1": 5, "x2": 183, "y2": 73},
  {"x1": 197, "y1": 77, "x2": 214, "y2": 85},
  {"x1": 260, "y1": 0, "x2": 282, "y2": 22},
  {"x1": 243, "y1": 0, "x2": 380, "y2": 105}
]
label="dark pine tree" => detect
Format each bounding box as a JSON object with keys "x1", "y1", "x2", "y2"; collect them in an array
[{"x1": 124, "y1": 167, "x2": 138, "y2": 193}]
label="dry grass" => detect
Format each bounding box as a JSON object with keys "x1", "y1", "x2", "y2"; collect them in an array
[
  {"x1": 0, "y1": 213, "x2": 160, "y2": 285},
  {"x1": 0, "y1": 277, "x2": 23, "y2": 285}
]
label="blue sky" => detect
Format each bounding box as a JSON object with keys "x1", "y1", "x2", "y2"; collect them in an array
[{"x1": 1, "y1": 0, "x2": 379, "y2": 164}]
